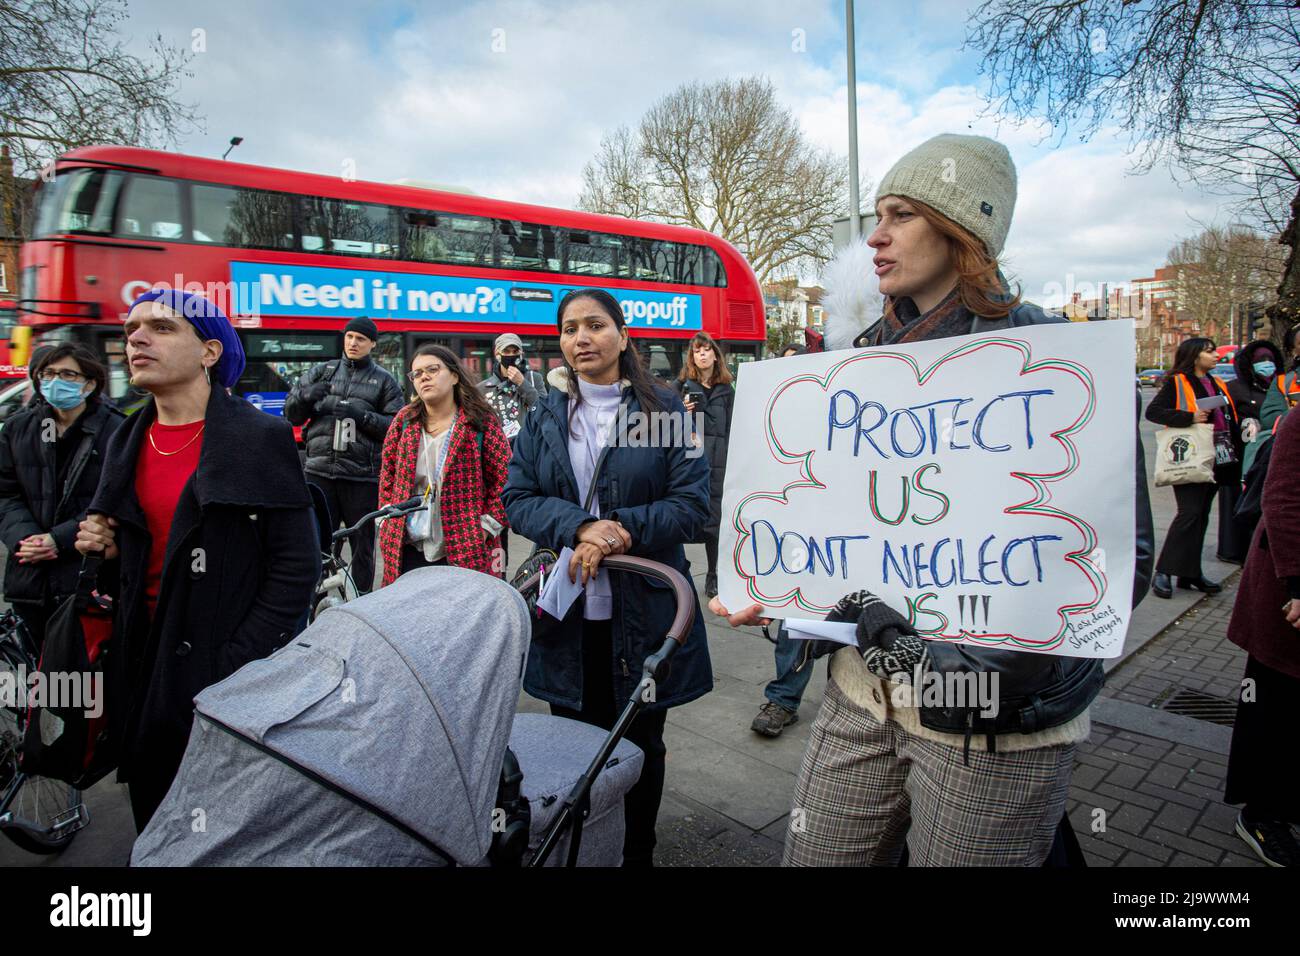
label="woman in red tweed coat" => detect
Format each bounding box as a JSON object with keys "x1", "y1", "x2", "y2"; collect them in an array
[{"x1": 377, "y1": 344, "x2": 511, "y2": 585}]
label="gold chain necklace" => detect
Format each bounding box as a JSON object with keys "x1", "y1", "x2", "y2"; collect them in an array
[{"x1": 149, "y1": 422, "x2": 205, "y2": 457}]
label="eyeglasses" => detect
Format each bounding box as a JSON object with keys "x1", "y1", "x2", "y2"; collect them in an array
[
  {"x1": 37, "y1": 369, "x2": 88, "y2": 383},
  {"x1": 408, "y1": 366, "x2": 444, "y2": 382}
]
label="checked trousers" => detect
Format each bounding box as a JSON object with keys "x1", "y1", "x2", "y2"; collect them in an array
[{"x1": 783, "y1": 676, "x2": 1076, "y2": 866}]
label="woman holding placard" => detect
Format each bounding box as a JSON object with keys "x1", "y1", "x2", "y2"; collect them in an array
[
  {"x1": 710, "y1": 133, "x2": 1155, "y2": 866},
  {"x1": 1144, "y1": 337, "x2": 1243, "y2": 599},
  {"x1": 502, "y1": 288, "x2": 713, "y2": 866}
]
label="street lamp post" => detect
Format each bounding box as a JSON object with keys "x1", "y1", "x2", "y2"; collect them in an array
[
  {"x1": 846, "y1": 0, "x2": 861, "y2": 241},
  {"x1": 222, "y1": 136, "x2": 244, "y2": 160}
]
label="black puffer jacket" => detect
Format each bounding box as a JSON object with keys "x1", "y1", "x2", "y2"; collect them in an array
[
  {"x1": 676, "y1": 379, "x2": 734, "y2": 537},
  {"x1": 0, "y1": 397, "x2": 124, "y2": 605},
  {"x1": 1228, "y1": 340, "x2": 1285, "y2": 422},
  {"x1": 284, "y1": 356, "x2": 405, "y2": 481}
]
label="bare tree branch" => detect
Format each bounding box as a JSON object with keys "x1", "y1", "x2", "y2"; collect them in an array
[
  {"x1": 966, "y1": 0, "x2": 1300, "y2": 330},
  {"x1": 577, "y1": 76, "x2": 853, "y2": 284}
]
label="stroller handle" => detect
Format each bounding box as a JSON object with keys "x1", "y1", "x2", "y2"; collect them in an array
[
  {"x1": 517, "y1": 555, "x2": 696, "y2": 646},
  {"x1": 331, "y1": 496, "x2": 424, "y2": 543}
]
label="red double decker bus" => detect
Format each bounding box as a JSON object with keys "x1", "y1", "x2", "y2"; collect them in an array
[{"x1": 16, "y1": 146, "x2": 764, "y2": 414}]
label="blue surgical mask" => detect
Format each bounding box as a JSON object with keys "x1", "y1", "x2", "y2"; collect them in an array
[
  {"x1": 1253, "y1": 360, "x2": 1277, "y2": 379},
  {"x1": 40, "y1": 378, "x2": 89, "y2": 410}
]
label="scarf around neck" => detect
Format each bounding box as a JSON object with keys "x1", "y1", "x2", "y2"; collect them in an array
[{"x1": 874, "y1": 286, "x2": 966, "y2": 346}]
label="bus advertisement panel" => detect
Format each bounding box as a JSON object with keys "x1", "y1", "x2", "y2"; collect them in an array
[{"x1": 225, "y1": 262, "x2": 703, "y2": 329}]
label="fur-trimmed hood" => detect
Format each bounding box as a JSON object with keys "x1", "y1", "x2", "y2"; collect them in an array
[{"x1": 821, "y1": 239, "x2": 885, "y2": 351}]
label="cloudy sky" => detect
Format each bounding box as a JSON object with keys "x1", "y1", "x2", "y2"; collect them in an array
[{"x1": 120, "y1": 0, "x2": 1239, "y2": 306}]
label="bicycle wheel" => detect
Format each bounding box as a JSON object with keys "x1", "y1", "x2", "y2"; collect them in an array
[{"x1": 0, "y1": 639, "x2": 86, "y2": 854}]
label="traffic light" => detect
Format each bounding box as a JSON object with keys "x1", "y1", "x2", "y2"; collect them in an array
[{"x1": 1247, "y1": 303, "x2": 1265, "y2": 340}]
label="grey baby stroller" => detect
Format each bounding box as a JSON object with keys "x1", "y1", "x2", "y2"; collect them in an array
[{"x1": 131, "y1": 556, "x2": 694, "y2": 866}]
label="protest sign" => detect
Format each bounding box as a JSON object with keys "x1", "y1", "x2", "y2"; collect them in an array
[{"x1": 718, "y1": 320, "x2": 1136, "y2": 658}]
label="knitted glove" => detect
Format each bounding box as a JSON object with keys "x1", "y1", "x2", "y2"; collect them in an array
[
  {"x1": 829, "y1": 589, "x2": 927, "y2": 683},
  {"x1": 304, "y1": 381, "x2": 331, "y2": 404}
]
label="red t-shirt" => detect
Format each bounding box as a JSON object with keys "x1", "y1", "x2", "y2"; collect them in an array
[{"x1": 134, "y1": 420, "x2": 205, "y2": 619}]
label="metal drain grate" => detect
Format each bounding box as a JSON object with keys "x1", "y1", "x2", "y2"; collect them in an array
[{"x1": 1157, "y1": 688, "x2": 1237, "y2": 727}]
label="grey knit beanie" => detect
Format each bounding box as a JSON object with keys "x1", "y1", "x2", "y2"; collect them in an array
[{"x1": 874, "y1": 134, "x2": 1017, "y2": 258}]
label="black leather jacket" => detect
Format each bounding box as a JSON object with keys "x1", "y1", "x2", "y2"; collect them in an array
[
  {"x1": 283, "y1": 356, "x2": 405, "y2": 481},
  {"x1": 832, "y1": 302, "x2": 1156, "y2": 750}
]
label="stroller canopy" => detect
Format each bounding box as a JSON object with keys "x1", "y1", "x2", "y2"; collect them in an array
[{"x1": 133, "y1": 566, "x2": 531, "y2": 866}]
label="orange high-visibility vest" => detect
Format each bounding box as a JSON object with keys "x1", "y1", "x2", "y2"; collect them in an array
[
  {"x1": 1173, "y1": 372, "x2": 1238, "y2": 422},
  {"x1": 1275, "y1": 372, "x2": 1299, "y2": 408}
]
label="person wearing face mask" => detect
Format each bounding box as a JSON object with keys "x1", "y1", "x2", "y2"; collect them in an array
[
  {"x1": 478, "y1": 333, "x2": 547, "y2": 440},
  {"x1": 1222, "y1": 339, "x2": 1286, "y2": 561},
  {"x1": 0, "y1": 345, "x2": 124, "y2": 646}
]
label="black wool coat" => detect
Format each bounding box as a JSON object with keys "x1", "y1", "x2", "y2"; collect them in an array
[
  {"x1": 0, "y1": 398, "x2": 124, "y2": 604},
  {"x1": 676, "y1": 379, "x2": 734, "y2": 537},
  {"x1": 89, "y1": 385, "x2": 319, "y2": 786}
]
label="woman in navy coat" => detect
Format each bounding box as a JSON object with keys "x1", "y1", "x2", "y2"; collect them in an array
[{"x1": 503, "y1": 288, "x2": 713, "y2": 867}]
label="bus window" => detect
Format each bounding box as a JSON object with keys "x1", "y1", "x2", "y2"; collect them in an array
[
  {"x1": 33, "y1": 175, "x2": 64, "y2": 237},
  {"x1": 40, "y1": 168, "x2": 122, "y2": 236},
  {"x1": 371, "y1": 333, "x2": 405, "y2": 387},
  {"x1": 497, "y1": 221, "x2": 560, "y2": 271},
  {"x1": 445, "y1": 215, "x2": 495, "y2": 266},
  {"x1": 193, "y1": 184, "x2": 295, "y2": 250},
  {"x1": 629, "y1": 239, "x2": 673, "y2": 283},
  {"x1": 117, "y1": 174, "x2": 183, "y2": 239},
  {"x1": 702, "y1": 247, "x2": 726, "y2": 287},
  {"x1": 643, "y1": 342, "x2": 684, "y2": 383},
  {"x1": 103, "y1": 338, "x2": 132, "y2": 401},
  {"x1": 192, "y1": 182, "x2": 240, "y2": 244},
  {"x1": 461, "y1": 340, "x2": 493, "y2": 380},
  {"x1": 400, "y1": 210, "x2": 494, "y2": 267},
  {"x1": 300, "y1": 197, "x2": 396, "y2": 257},
  {"x1": 673, "y1": 243, "x2": 702, "y2": 285},
  {"x1": 565, "y1": 230, "x2": 622, "y2": 277}
]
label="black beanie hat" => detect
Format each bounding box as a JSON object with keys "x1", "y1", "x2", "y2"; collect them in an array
[{"x1": 344, "y1": 316, "x2": 379, "y2": 342}]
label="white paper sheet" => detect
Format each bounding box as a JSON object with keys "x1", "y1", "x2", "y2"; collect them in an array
[
  {"x1": 783, "y1": 619, "x2": 858, "y2": 645},
  {"x1": 536, "y1": 546, "x2": 584, "y2": 621}
]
